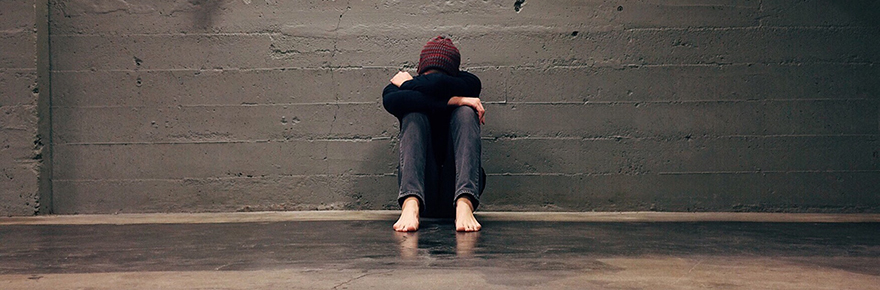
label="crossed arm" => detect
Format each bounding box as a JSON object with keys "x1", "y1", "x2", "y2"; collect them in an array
[{"x1": 382, "y1": 71, "x2": 485, "y2": 124}]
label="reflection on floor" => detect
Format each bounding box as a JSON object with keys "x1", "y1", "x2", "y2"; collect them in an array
[{"x1": 1, "y1": 213, "x2": 879, "y2": 289}]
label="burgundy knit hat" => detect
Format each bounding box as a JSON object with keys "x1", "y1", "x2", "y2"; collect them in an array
[{"x1": 417, "y1": 36, "x2": 461, "y2": 76}]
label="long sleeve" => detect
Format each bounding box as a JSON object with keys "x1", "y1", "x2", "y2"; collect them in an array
[
  {"x1": 382, "y1": 84, "x2": 449, "y2": 118},
  {"x1": 382, "y1": 71, "x2": 482, "y2": 119},
  {"x1": 399, "y1": 71, "x2": 481, "y2": 99}
]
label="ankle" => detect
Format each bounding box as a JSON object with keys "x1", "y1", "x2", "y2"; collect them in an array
[
  {"x1": 456, "y1": 197, "x2": 474, "y2": 212},
  {"x1": 402, "y1": 197, "x2": 420, "y2": 212}
]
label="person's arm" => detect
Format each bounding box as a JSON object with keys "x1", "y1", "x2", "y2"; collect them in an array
[
  {"x1": 444, "y1": 72, "x2": 485, "y2": 124},
  {"x1": 382, "y1": 71, "x2": 484, "y2": 120},
  {"x1": 447, "y1": 96, "x2": 486, "y2": 124},
  {"x1": 399, "y1": 71, "x2": 482, "y2": 99},
  {"x1": 384, "y1": 71, "x2": 445, "y2": 118},
  {"x1": 382, "y1": 83, "x2": 448, "y2": 119}
]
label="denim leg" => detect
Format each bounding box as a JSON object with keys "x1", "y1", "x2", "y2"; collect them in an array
[
  {"x1": 448, "y1": 106, "x2": 484, "y2": 209},
  {"x1": 397, "y1": 112, "x2": 435, "y2": 209}
]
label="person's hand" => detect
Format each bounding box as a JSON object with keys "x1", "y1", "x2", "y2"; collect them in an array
[
  {"x1": 449, "y1": 96, "x2": 485, "y2": 125},
  {"x1": 390, "y1": 71, "x2": 413, "y2": 87}
]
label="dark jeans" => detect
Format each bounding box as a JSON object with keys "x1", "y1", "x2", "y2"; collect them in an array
[{"x1": 397, "y1": 106, "x2": 486, "y2": 218}]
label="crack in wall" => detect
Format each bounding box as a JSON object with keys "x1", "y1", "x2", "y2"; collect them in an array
[
  {"x1": 322, "y1": 2, "x2": 352, "y2": 209},
  {"x1": 327, "y1": 3, "x2": 351, "y2": 137}
]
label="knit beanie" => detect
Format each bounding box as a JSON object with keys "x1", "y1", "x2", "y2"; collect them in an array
[{"x1": 417, "y1": 36, "x2": 461, "y2": 76}]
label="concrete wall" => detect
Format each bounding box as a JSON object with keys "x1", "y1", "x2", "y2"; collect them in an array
[
  {"x1": 2, "y1": 0, "x2": 878, "y2": 215},
  {"x1": 0, "y1": 0, "x2": 42, "y2": 216}
]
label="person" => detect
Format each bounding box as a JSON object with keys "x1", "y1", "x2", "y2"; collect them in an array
[{"x1": 382, "y1": 35, "x2": 487, "y2": 232}]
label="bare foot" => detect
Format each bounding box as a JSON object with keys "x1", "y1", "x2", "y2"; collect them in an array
[
  {"x1": 455, "y1": 197, "x2": 481, "y2": 232},
  {"x1": 393, "y1": 197, "x2": 420, "y2": 232}
]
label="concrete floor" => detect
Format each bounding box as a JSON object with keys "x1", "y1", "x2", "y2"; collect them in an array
[{"x1": 1, "y1": 211, "x2": 879, "y2": 289}]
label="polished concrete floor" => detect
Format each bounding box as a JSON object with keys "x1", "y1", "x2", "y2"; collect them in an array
[{"x1": 1, "y1": 211, "x2": 879, "y2": 289}]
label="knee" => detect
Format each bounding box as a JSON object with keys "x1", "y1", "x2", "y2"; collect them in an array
[
  {"x1": 402, "y1": 112, "x2": 429, "y2": 125},
  {"x1": 401, "y1": 112, "x2": 430, "y2": 132},
  {"x1": 450, "y1": 106, "x2": 479, "y2": 126}
]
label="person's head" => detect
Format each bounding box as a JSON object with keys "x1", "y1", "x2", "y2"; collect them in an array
[{"x1": 417, "y1": 35, "x2": 461, "y2": 76}]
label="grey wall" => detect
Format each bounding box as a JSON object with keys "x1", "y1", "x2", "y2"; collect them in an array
[
  {"x1": 1, "y1": 0, "x2": 878, "y2": 215},
  {"x1": 0, "y1": 0, "x2": 42, "y2": 216}
]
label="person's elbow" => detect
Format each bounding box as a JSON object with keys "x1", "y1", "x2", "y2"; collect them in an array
[
  {"x1": 470, "y1": 76, "x2": 483, "y2": 95},
  {"x1": 382, "y1": 92, "x2": 406, "y2": 117},
  {"x1": 459, "y1": 72, "x2": 482, "y2": 97}
]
